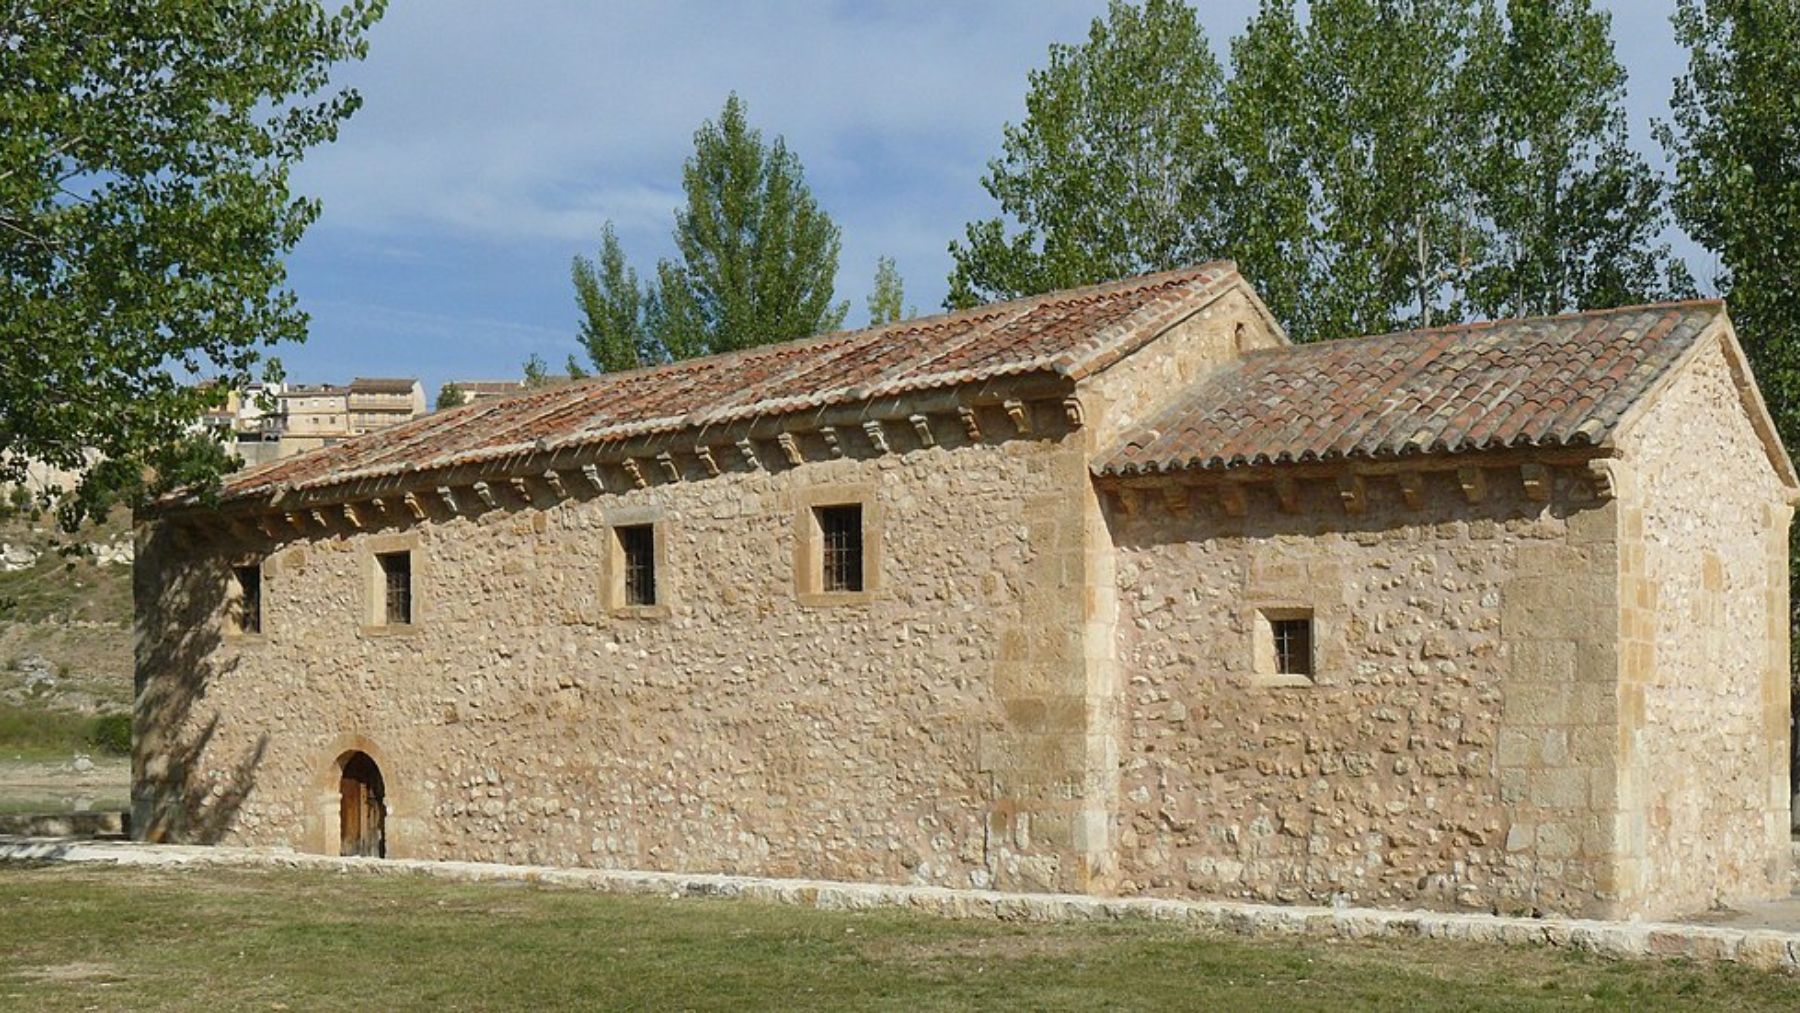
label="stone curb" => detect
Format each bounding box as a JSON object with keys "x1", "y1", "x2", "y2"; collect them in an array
[{"x1": 4, "y1": 836, "x2": 1798, "y2": 972}]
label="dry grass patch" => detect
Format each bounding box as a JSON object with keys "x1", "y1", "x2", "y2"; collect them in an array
[{"x1": 0, "y1": 862, "x2": 1794, "y2": 1011}]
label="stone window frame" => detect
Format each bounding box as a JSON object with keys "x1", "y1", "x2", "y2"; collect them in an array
[
  {"x1": 222, "y1": 554, "x2": 268, "y2": 643},
  {"x1": 793, "y1": 482, "x2": 882, "y2": 607},
  {"x1": 1249, "y1": 604, "x2": 1318, "y2": 688},
  {"x1": 359, "y1": 531, "x2": 425, "y2": 637},
  {"x1": 603, "y1": 505, "x2": 672, "y2": 620}
]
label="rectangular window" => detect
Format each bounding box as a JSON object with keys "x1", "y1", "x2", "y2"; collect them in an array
[
  {"x1": 234, "y1": 564, "x2": 262, "y2": 635},
  {"x1": 1271, "y1": 616, "x2": 1313, "y2": 677},
  {"x1": 616, "y1": 524, "x2": 656, "y2": 606},
  {"x1": 378, "y1": 551, "x2": 412, "y2": 625},
  {"x1": 816, "y1": 504, "x2": 863, "y2": 593}
]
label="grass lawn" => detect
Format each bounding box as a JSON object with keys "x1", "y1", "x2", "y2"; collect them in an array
[{"x1": 0, "y1": 865, "x2": 1795, "y2": 1011}]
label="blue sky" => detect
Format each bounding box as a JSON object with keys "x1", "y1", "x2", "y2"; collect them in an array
[{"x1": 282, "y1": 0, "x2": 1703, "y2": 398}]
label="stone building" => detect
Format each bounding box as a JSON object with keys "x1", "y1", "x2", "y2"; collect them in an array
[{"x1": 133, "y1": 264, "x2": 1796, "y2": 921}]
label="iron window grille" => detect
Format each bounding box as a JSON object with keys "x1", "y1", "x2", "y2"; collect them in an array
[
  {"x1": 616, "y1": 524, "x2": 656, "y2": 606},
  {"x1": 377, "y1": 551, "x2": 412, "y2": 625},
  {"x1": 234, "y1": 565, "x2": 261, "y2": 635},
  {"x1": 816, "y1": 504, "x2": 863, "y2": 593},
  {"x1": 1271, "y1": 617, "x2": 1313, "y2": 677}
]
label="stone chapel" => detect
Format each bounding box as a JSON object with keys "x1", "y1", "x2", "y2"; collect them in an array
[{"x1": 134, "y1": 263, "x2": 1796, "y2": 921}]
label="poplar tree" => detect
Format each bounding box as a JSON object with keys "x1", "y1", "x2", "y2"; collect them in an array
[
  {"x1": 570, "y1": 223, "x2": 649, "y2": 373},
  {"x1": 1660, "y1": 0, "x2": 1800, "y2": 446},
  {"x1": 867, "y1": 257, "x2": 913, "y2": 325},
  {"x1": 569, "y1": 95, "x2": 847, "y2": 370},
  {"x1": 949, "y1": 0, "x2": 1687, "y2": 342},
  {"x1": 1464, "y1": 0, "x2": 1690, "y2": 320},
  {"x1": 946, "y1": 0, "x2": 1230, "y2": 307}
]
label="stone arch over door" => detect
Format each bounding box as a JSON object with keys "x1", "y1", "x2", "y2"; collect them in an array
[{"x1": 303, "y1": 734, "x2": 423, "y2": 859}]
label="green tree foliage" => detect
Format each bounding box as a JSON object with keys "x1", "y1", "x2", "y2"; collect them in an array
[
  {"x1": 571, "y1": 223, "x2": 650, "y2": 373},
  {"x1": 947, "y1": 0, "x2": 1229, "y2": 307},
  {"x1": 950, "y1": 0, "x2": 1687, "y2": 342},
  {"x1": 1660, "y1": 0, "x2": 1800, "y2": 447},
  {"x1": 1464, "y1": 0, "x2": 1691, "y2": 319},
  {"x1": 571, "y1": 95, "x2": 847, "y2": 370},
  {"x1": 435, "y1": 383, "x2": 467, "y2": 411},
  {"x1": 1659, "y1": 0, "x2": 1800, "y2": 707},
  {"x1": 0, "y1": 0, "x2": 385, "y2": 528},
  {"x1": 521, "y1": 353, "x2": 552, "y2": 389},
  {"x1": 867, "y1": 256, "x2": 914, "y2": 325}
]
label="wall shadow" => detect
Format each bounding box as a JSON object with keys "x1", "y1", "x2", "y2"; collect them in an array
[{"x1": 133, "y1": 518, "x2": 270, "y2": 844}]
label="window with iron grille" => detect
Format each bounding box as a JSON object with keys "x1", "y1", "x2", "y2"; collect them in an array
[
  {"x1": 1271, "y1": 616, "x2": 1313, "y2": 677},
  {"x1": 377, "y1": 551, "x2": 412, "y2": 625},
  {"x1": 234, "y1": 564, "x2": 262, "y2": 635},
  {"x1": 816, "y1": 504, "x2": 863, "y2": 593},
  {"x1": 616, "y1": 524, "x2": 656, "y2": 606}
]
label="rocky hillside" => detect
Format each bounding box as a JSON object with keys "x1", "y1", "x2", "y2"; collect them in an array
[{"x1": 0, "y1": 507, "x2": 134, "y2": 735}]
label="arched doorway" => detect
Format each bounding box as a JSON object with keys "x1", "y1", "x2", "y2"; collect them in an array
[{"x1": 338, "y1": 751, "x2": 386, "y2": 858}]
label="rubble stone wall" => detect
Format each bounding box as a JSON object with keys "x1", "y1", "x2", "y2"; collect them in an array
[
  {"x1": 1104, "y1": 466, "x2": 1624, "y2": 916},
  {"x1": 1612, "y1": 337, "x2": 1793, "y2": 919},
  {"x1": 134, "y1": 420, "x2": 1101, "y2": 892}
]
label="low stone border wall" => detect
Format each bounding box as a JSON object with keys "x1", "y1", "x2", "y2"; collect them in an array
[
  {"x1": 0, "y1": 811, "x2": 128, "y2": 838},
  {"x1": 4, "y1": 836, "x2": 1798, "y2": 972}
]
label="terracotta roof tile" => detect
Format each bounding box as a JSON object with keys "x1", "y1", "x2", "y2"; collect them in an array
[
  {"x1": 219, "y1": 262, "x2": 1241, "y2": 502},
  {"x1": 1097, "y1": 301, "x2": 1721, "y2": 476}
]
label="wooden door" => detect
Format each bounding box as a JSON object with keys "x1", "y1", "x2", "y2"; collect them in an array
[{"x1": 338, "y1": 752, "x2": 386, "y2": 858}]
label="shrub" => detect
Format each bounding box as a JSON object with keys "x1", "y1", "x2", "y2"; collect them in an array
[{"x1": 89, "y1": 713, "x2": 131, "y2": 755}]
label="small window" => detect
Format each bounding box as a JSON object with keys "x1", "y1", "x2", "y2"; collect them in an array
[
  {"x1": 234, "y1": 564, "x2": 262, "y2": 635},
  {"x1": 816, "y1": 505, "x2": 863, "y2": 593},
  {"x1": 377, "y1": 551, "x2": 412, "y2": 625},
  {"x1": 616, "y1": 524, "x2": 656, "y2": 606},
  {"x1": 1271, "y1": 617, "x2": 1313, "y2": 677}
]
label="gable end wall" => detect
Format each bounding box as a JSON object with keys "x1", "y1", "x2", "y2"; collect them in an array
[{"x1": 1611, "y1": 336, "x2": 1793, "y2": 918}]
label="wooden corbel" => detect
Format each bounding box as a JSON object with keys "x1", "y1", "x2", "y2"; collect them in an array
[
  {"x1": 472, "y1": 481, "x2": 497, "y2": 509},
  {"x1": 342, "y1": 503, "x2": 365, "y2": 530},
  {"x1": 580, "y1": 464, "x2": 605, "y2": 493},
  {"x1": 1337, "y1": 474, "x2": 1366, "y2": 515},
  {"x1": 737, "y1": 439, "x2": 761, "y2": 470},
  {"x1": 696, "y1": 446, "x2": 720, "y2": 477},
  {"x1": 542, "y1": 470, "x2": 566, "y2": 498},
  {"x1": 820, "y1": 427, "x2": 844, "y2": 459},
  {"x1": 437, "y1": 486, "x2": 461, "y2": 515},
  {"x1": 403, "y1": 492, "x2": 426, "y2": 520},
  {"x1": 862, "y1": 420, "x2": 889, "y2": 453},
  {"x1": 656, "y1": 452, "x2": 680, "y2": 482}
]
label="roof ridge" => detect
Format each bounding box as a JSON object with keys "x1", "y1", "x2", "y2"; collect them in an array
[
  {"x1": 516, "y1": 261, "x2": 1239, "y2": 399},
  {"x1": 1240, "y1": 299, "x2": 1724, "y2": 359}
]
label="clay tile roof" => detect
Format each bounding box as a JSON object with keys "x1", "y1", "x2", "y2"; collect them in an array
[
  {"x1": 349, "y1": 377, "x2": 420, "y2": 394},
  {"x1": 218, "y1": 262, "x2": 1242, "y2": 503},
  {"x1": 1097, "y1": 300, "x2": 1722, "y2": 477}
]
